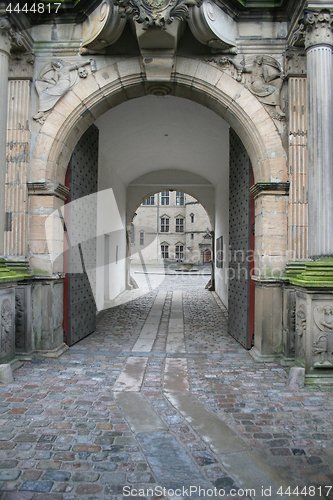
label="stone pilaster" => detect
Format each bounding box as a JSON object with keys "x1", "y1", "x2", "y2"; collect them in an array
[
  {"x1": 302, "y1": 10, "x2": 333, "y2": 259},
  {"x1": 5, "y1": 80, "x2": 30, "y2": 257},
  {"x1": 288, "y1": 77, "x2": 308, "y2": 260},
  {"x1": 0, "y1": 18, "x2": 11, "y2": 255}
]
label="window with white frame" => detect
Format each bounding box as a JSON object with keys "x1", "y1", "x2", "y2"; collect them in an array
[
  {"x1": 161, "y1": 244, "x2": 169, "y2": 259},
  {"x1": 140, "y1": 231, "x2": 144, "y2": 245},
  {"x1": 142, "y1": 195, "x2": 155, "y2": 205},
  {"x1": 161, "y1": 191, "x2": 169, "y2": 205},
  {"x1": 160, "y1": 216, "x2": 169, "y2": 232},
  {"x1": 176, "y1": 191, "x2": 184, "y2": 205},
  {"x1": 175, "y1": 217, "x2": 184, "y2": 232},
  {"x1": 175, "y1": 244, "x2": 184, "y2": 260}
]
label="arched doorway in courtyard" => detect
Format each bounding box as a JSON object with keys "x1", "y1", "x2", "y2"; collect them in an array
[{"x1": 29, "y1": 58, "x2": 288, "y2": 356}]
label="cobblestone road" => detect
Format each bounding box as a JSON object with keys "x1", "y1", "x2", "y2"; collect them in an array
[{"x1": 0, "y1": 272, "x2": 333, "y2": 500}]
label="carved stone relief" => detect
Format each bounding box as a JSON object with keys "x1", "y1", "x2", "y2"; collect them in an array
[
  {"x1": 296, "y1": 305, "x2": 306, "y2": 362},
  {"x1": 210, "y1": 54, "x2": 285, "y2": 120},
  {"x1": 293, "y1": 10, "x2": 333, "y2": 50},
  {"x1": 33, "y1": 59, "x2": 97, "y2": 124},
  {"x1": 115, "y1": 0, "x2": 201, "y2": 29},
  {"x1": 15, "y1": 291, "x2": 25, "y2": 350},
  {"x1": 9, "y1": 51, "x2": 35, "y2": 80},
  {"x1": 1, "y1": 298, "x2": 13, "y2": 360},
  {"x1": 285, "y1": 48, "x2": 306, "y2": 77},
  {"x1": 312, "y1": 305, "x2": 333, "y2": 368}
]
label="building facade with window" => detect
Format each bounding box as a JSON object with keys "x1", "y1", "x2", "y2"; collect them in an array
[{"x1": 130, "y1": 192, "x2": 212, "y2": 265}]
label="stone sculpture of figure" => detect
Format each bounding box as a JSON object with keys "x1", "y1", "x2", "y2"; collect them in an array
[
  {"x1": 34, "y1": 59, "x2": 95, "y2": 123},
  {"x1": 249, "y1": 55, "x2": 285, "y2": 119}
]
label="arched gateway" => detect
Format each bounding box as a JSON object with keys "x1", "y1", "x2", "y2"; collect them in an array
[{"x1": 1, "y1": 0, "x2": 333, "y2": 384}]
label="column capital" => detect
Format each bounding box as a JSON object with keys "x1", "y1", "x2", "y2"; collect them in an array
[
  {"x1": 0, "y1": 16, "x2": 26, "y2": 56},
  {"x1": 293, "y1": 9, "x2": 333, "y2": 50}
]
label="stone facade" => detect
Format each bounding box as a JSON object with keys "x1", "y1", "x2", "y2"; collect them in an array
[
  {"x1": 0, "y1": 0, "x2": 332, "y2": 383},
  {"x1": 130, "y1": 192, "x2": 212, "y2": 265}
]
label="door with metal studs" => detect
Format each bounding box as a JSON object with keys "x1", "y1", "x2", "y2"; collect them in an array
[
  {"x1": 64, "y1": 125, "x2": 99, "y2": 346},
  {"x1": 228, "y1": 128, "x2": 253, "y2": 349}
]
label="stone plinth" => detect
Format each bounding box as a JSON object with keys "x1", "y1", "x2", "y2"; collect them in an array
[
  {"x1": 249, "y1": 278, "x2": 283, "y2": 362},
  {"x1": 32, "y1": 276, "x2": 68, "y2": 358},
  {"x1": 295, "y1": 288, "x2": 333, "y2": 384},
  {"x1": 0, "y1": 285, "x2": 15, "y2": 364}
]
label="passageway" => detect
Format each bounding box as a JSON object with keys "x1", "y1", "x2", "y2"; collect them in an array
[{"x1": 1, "y1": 276, "x2": 332, "y2": 498}]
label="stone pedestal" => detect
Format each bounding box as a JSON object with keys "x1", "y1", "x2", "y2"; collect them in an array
[
  {"x1": 32, "y1": 277, "x2": 68, "y2": 358},
  {"x1": 295, "y1": 288, "x2": 333, "y2": 384},
  {"x1": 249, "y1": 278, "x2": 283, "y2": 362},
  {"x1": 0, "y1": 285, "x2": 15, "y2": 364},
  {"x1": 281, "y1": 262, "x2": 307, "y2": 365},
  {"x1": 15, "y1": 284, "x2": 33, "y2": 358}
]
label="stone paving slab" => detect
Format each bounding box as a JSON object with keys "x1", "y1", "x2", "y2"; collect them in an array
[{"x1": 0, "y1": 274, "x2": 332, "y2": 500}]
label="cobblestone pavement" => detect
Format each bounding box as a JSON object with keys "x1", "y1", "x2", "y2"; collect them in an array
[{"x1": 0, "y1": 273, "x2": 333, "y2": 500}]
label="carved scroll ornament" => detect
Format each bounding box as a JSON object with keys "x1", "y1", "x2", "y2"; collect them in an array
[{"x1": 114, "y1": 0, "x2": 201, "y2": 29}]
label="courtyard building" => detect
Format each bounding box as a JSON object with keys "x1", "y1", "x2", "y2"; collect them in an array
[{"x1": 130, "y1": 191, "x2": 212, "y2": 266}]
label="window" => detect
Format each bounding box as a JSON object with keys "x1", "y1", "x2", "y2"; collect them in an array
[
  {"x1": 140, "y1": 231, "x2": 144, "y2": 246},
  {"x1": 175, "y1": 244, "x2": 184, "y2": 260},
  {"x1": 175, "y1": 217, "x2": 184, "y2": 233},
  {"x1": 190, "y1": 213, "x2": 194, "y2": 223},
  {"x1": 176, "y1": 191, "x2": 184, "y2": 205},
  {"x1": 161, "y1": 244, "x2": 169, "y2": 259},
  {"x1": 191, "y1": 233, "x2": 194, "y2": 240},
  {"x1": 130, "y1": 223, "x2": 135, "y2": 244},
  {"x1": 142, "y1": 195, "x2": 155, "y2": 205},
  {"x1": 160, "y1": 216, "x2": 169, "y2": 232},
  {"x1": 161, "y1": 191, "x2": 169, "y2": 205}
]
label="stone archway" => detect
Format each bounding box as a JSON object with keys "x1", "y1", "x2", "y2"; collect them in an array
[{"x1": 29, "y1": 56, "x2": 288, "y2": 277}]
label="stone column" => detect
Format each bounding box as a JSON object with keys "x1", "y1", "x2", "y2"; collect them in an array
[
  {"x1": 303, "y1": 10, "x2": 333, "y2": 259},
  {"x1": 0, "y1": 18, "x2": 11, "y2": 255}
]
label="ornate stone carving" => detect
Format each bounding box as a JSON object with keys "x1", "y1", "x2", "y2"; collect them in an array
[
  {"x1": 210, "y1": 55, "x2": 285, "y2": 120},
  {"x1": 0, "y1": 16, "x2": 26, "y2": 54},
  {"x1": 1, "y1": 298, "x2": 13, "y2": 358},
  {"x1": 293, "y1": 10, "x2": 333, "y2": 50},
  {"x1": 247, "y1": 55, "x2": 285, "y2": 120},
  {"x1": 9, "y1": 51, "x2": 34, "y2": 80},
  {"x1": 15, "y1": 292, "x2": 25, "y2": 350},
  {"x1": 188, "y1": 0, "x2": 237, "y2": 53},
  {"x1": 115, "y1": 0, "x2": 201, "y2": 29},
  {"x1": 33, "y1": 59, "x2": 97, "y2": 124},
  {"x1": 296, "y1": 306, "x2": 306, "y2": 361},
  {"x1": 312, "y1": 305, "x2": 333, "y2": 368},
  {"x1": 80, "y1": 0, "x2": 126, "y2": 54},
  {"x1": 285, "y1": 48, "x2": 306, "y2": 76}
]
